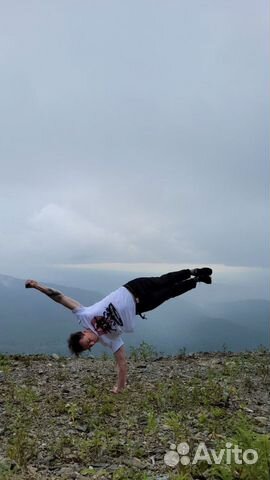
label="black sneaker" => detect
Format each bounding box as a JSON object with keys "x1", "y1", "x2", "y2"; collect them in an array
[
  {"x1": 191, "y1": 267, "x2": 212, "y2": 276},
  {"x1": 196, "y1": 275, "x2": 212, "y2": 284}
]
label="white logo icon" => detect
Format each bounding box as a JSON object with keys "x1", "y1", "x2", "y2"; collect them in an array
[{"x1": 164, "y1": 442, "x2": 190, "y2": 467}]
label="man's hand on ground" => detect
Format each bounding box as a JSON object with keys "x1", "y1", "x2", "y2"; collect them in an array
[
  {"x1": 25, "y1": 279, "x2": 38, "y2": 289},
  {"x1": 110, "y1": 385, "x2": 123, "y2": 394},
  {"x1": 110, "y1": 382, "x2": 128, "y2": 394}
]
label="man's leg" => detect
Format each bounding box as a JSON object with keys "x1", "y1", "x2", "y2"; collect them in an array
[
  {"x1": 156, "y1": 268, "x2": 213, "y2": 295},
  {"x1": 136, "y1": 277, "x2": 198, "y2": 313},
  {"x1": 124, "y1": 269, "x2": 191, "y2": 299},
  {"x1": 143, "y1": 267, "x2": 212, "y2": 290},
  {"x1": 124, "y1": 268, "x2": 212, "y2": 315},
  {"x1": 157, "y1": 269, "x2": 191, "y2": 287}
]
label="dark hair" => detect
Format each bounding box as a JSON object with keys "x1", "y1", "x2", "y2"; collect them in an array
[{"x1": 68, "y1": 331, "x2": 84, "y2": 356}]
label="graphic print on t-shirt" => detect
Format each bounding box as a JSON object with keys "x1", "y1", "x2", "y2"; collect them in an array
[{"x1": 91, "y1": 303, "x2": 123, "y2": 335}]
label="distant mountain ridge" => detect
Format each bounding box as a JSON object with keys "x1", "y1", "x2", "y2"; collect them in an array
[{"x1": 0, "y1": 273, "x2": 269, "y2": 355}]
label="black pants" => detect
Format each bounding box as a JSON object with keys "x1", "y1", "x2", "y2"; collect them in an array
[{"x1": 123, "y1": 269, "x2": 196, "y2": 315}]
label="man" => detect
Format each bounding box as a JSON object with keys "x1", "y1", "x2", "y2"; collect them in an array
[{"x1": 25, "y1": 267, "x2": 212, "y2": 394}]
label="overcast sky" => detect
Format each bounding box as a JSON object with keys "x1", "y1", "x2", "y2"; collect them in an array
[{"x1": 0, "y1": 1, "x2": 269, "y2": 287}]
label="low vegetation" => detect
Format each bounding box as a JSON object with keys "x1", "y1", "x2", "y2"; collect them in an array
[{"x1": 0, "y1": 347, "x2": 269, "y2": 479}]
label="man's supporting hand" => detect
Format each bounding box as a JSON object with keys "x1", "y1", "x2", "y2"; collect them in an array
[
  {"x1": 110, "y1": 382, "x2": 128, "y2": 394},
  {"x1": 111, "y1": 385, "x2": 120, "y2": 394}
]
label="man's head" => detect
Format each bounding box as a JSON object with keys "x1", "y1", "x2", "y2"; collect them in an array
[{"x1": 68, "y1": 330, "x2": 98, "y2": 356}]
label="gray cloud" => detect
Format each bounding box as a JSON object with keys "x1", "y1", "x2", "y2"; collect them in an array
[{"x1": 0, "y1": 0, "x2": 269, "y2": 275}]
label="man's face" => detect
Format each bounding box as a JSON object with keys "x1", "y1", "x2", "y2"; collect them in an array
[{"x1": 79, "y1": 330, "x2": 98, "y2": 351}]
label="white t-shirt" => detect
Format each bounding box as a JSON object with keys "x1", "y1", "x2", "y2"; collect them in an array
[{"x1": 72, "y1": 286, "x2": 136, "y2": 353}]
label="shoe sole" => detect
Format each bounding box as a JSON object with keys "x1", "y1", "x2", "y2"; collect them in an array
[
  {"x1": 198, "y1": 275, "x2": 212, "y2": 284},
  {"x1": 196, "y1": 268, "x2": 212, "y2": 276}
]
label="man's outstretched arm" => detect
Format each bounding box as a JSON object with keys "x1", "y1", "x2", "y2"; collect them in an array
[{"x1": 25, "y1": 279, "x2": 81, "y2": 310}]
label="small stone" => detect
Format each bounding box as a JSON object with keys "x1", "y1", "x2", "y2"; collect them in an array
[
  {"x1": 122, "y1": 457, "x2": 145, "y2": 469},
  {"x1": 80, "y1": 466, "x2": 94, "y2": 475},
  {"x1": 27, "y1": 465, "x2": 38, "y2": 475},
  {"x1": 76, "y1": 425, "x2": 88, "y2": 432},
  {"x1": 52, "y1": 353, "x2": 60, "y2": 360},
  {"x1": 10, "y1": 460, "x2": 18, "y2": 471},
  {"x1": 108, "y1": 464, "x2": 120, "y2": 471},
  {"x1": 58, "y1": 466, "x2": 77, "y2": 477},
  {"x1": 254, "y1": 416, "x2": 268, "y2": 425},
  {"x1": 67, "y1": 429, "x2": 78, "y2": 435},
  {"x1": 162, "y1": 424, "x2": 171, "y2": 430},
  {"x1": 42, "y1": 455, "x2": 55, "y2": 464},
  {"x1": 211, "y1": 359, "x2": 223, "y2": 365}
]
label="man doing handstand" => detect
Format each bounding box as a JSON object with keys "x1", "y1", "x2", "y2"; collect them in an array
[{"x1": 25, "y1": 267, "x2": 212, "y2": 393}]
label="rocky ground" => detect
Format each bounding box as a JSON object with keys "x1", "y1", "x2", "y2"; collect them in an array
[{"x1": 0, "y1": 349, "x2": 269, "y2": 480}]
